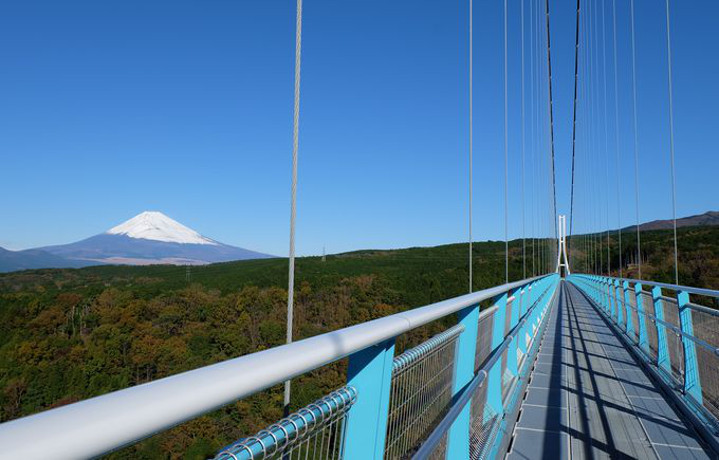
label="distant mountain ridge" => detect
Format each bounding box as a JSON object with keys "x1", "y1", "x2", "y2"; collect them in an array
[
  {"x1": 0, "y1": 246, "x2": 97, "y2": 272},
  {"x1": 1, "y1": 210, "x2": 716, "y2": 273},
  {"x1": 621, "y1": 211, "x2": 719, "y2": 232},
  {"x1": 0, "y1": 211, "x2": 273, "y2": 272}
]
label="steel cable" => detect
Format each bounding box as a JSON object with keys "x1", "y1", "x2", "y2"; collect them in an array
[
  {"x1": 630, "y1": 0, "x2": 642, "y2": 279},
  {"x1": 664, "y1": 0, "x2": 680, "y2": 285},
  {"x1": 284, "y1": 0, "x2": 303, "y2": 414},
  {"x1": 612, "y1": 0, "x2": 623, "y2": 278},
  {"x1": 469, "y1": 0, "x2": 473, "y2": 292},
  {"x1": 504, "y1": 0, "x2": 509, "y2": 283}
]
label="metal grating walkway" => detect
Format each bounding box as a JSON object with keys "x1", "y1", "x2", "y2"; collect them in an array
[{"x1": 506, "y1": 280, "x2": 713, "y2": 459}]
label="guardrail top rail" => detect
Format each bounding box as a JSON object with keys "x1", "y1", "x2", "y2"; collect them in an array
[
  {"x1": 606, "y1": 276, "x2": 719, "y2": 303},
  {"x1": 0, "y1": 275, "x2": 551, "y2": 459}
]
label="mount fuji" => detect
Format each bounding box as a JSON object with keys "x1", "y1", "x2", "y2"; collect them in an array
[{"x1": 0, "y1": 212, "x2": 273, "y2": 271}]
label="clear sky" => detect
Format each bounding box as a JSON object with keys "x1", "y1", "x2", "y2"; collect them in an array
[{"x1": 1, "y1": 0, "x2": 717, "y2": 256}]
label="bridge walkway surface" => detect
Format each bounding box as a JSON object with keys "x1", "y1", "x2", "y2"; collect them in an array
[{"x1": 506, "y1": 280, "x2": 713, "y2": 459}]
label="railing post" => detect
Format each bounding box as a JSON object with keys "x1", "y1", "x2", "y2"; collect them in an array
[
  {"x1": 506, "y1": 287, "x2": 523, "y2": 378},
  {"x1": 652, "y1": 286, "x2": 672, "y2": 375},
  {"x1": 599, "y1": 278, "x2": 606, "y2": 311},
  {"x1": 615, "y1": 279, "x2": 624, "y2": 327},
  {"x1": 608, "y1": 278, "x2": 616, "y2": 319},
  {"x1": 532, "y1": 279, "x2": 546, "y2": 335},
  {"x1": 678, "y1": 291, "x2": 703, "y2": 404},
  {"x1": 446, "y1": 302, "x2": 480, "y2": 459},
  {"x1": 344, "y1": 339, "x2": 396, "y2": 460},
  {"x1": 602, "y1": 277, "x2": 611, "y2": 312},
  {"x1": 623, "y1": 281, "x2": 635, "y2": 339},
  {"x1": 486, "y1": 292, "x2": 508, "y2": 418},
  {"x1": 528, "y1": 282, "x2": 537, "y2": 314},
  {"x1": 517, "y1": 285, "x2": 530, "y2": 356},
  {"x1": 635, "y1": 283, "x2": 650, "y2": 355}
]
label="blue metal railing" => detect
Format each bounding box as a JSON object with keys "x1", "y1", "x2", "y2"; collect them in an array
[
  {"x1": 569, "y1": 274, "x2": 719, "y2": 451},
  {"x1": 415, "y1": 274, "x2": 558, "y2": 459},
  {"x1": 0, "y1": 274, "x2": 560, "y2": 460}
]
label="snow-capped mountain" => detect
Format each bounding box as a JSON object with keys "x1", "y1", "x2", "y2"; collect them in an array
[
  {"x1": 24, "y1": 211, "x2": 274, "y2": 269},
  {"x1": 106, "y1": 211, "x2": 218, "y2": 245}
]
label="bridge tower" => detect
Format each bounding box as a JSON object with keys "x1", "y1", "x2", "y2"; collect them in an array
[{"x1": 556, "y1": 214, "x2": 571, "y2": 277}]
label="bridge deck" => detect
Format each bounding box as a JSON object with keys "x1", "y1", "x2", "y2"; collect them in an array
[{"x1": 506, "y1": 281, "x2": 712, "y2": 459}]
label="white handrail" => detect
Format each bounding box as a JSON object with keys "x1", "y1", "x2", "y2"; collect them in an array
[{"x1": 0, "y1": 275, "x2": 548, "y2": 459}]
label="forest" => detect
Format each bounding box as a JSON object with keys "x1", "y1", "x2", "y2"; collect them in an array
[{"x1": 0, "y1": 226, "x2": 716, "y2": 458}]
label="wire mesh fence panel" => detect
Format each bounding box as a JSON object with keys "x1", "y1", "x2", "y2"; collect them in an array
[
  {"x1": 475, "y1": 310, "x2": 495, "y2": 372},
  {"x1": 690, "y1": 305, "x2": 719, "y2": 347},
  {"x1": 384, "y1": 325, "x2": 462, "y2": 459},
  {"x1": 422, "y1": 433, "x2": 448, "y2": 460},
  {"x1": 215, "y1": 387, "x2": 356, "y2": 460},
  {"x1": 690, "y1": 307, "x2": 719, "y2": 420},
  {"x1": 641, "y1": 291, "x2": 658, "y2": 361},
  {"x1": 469, "y1": 382, "x2": 501, "y2": 460},
  {"x1": 661, "y1": 296, "x2": 685, "y2": 384},
  {"x1": 694, "y1": 344, "x2": 719, "y2": 421}
]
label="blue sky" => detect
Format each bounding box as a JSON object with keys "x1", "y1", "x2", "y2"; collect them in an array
[{"x1": 0, "y1": 0, "x2": 716, "y2": 256}]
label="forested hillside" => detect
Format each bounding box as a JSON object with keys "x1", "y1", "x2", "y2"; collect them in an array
[{"x1": 0, "y1": 226, "x2": 716, "y2": 458}]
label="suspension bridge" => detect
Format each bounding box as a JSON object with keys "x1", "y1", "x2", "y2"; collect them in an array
[{"x1": 0, "y1": 0, "x2": 717, "y2": 459}]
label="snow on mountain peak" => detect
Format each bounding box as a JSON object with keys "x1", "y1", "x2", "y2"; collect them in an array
[{"x1": 106, "y1": 211, "x2": 218, "y2": 245}]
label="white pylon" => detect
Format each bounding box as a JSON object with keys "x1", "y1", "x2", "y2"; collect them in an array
[{"x1": 556, "y1": 215, "x2": 571, "y2": 276}]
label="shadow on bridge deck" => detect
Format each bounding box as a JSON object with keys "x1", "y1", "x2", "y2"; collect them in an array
[{"x1": 506, "y1": 280, "x2": 712, "y2": 460}]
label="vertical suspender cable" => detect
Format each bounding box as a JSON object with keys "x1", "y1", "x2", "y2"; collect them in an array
[
  {"x1": 587, "y1": 0, "x2": 593, "y2": 274},
  {"x1": 544, "y1": 0, "x2": 558, "y2": 255},
  {"x1": 284, "y1": 0, "x2": 303, "y2": 415},
  {"x1": 539, "y1": 0, "x2": 545, "y2": 274},
  {"x1": 504, "y1": 0, "x2": 509, "y2": 283},
  {"x1": 469, "y1": 0, "x2": 473, "y2": 292},
  {"x1": 601, "y1": 0, "x2": 611, "y2": 276},
  {"x1": 591, "y1": 0, "x2": 601, "y2": 275},
  {"x1": 585, "y1": 2, "x2": 593, "y2": 274},
  {"x1": 568, "y1": 0, "x2": 581, "y2": 269},
  {"x1": 629, "y1": 0, "x2": 642, "y2": 279},
  {"x1": 521, "y1": 0, "x2": 526, "y2": 280},
  {"x1": 530, "y1": 0, "x2": 536, "y2": 278},
  {"x1": 612, "y1": 0, "x2": 622, "y2": 278},
  {"x1": 539, "y1": 0, "x2": 551, "y2": 273},
  {"x1": 664, "y1": 0, "x2": 679, "y2": 285}
]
